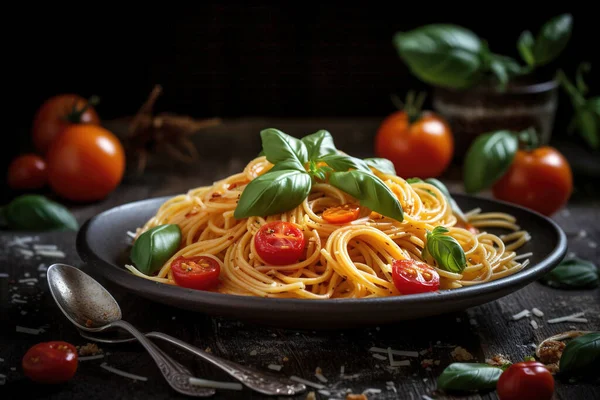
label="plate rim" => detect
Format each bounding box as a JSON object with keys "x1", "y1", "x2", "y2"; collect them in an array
[{"x1": 75, "y1": 192, "x2": 567, "y2": 310}]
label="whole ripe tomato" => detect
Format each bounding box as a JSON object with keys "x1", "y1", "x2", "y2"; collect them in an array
[
  {"x1": 22, "y1": 341, "x2": 78, "y2": 384},
  {"x1": 497, "y1": 361, "x2": 554, "y2": 400},
  {"x1": 46, "y1": 124, "x2": 125, "y2": 202},
  {"x1": 7, "y1": 154, "x2": 48, "y2": 190},
  {"x1": 492, "y1": 146, "x2": 573, "y2": 216},
  {"x1": 374, "y1": 110, "x2": 454, "y2": 179},
  {"x1": 32, "y1": 94, "x2": 100, "y2": 154}
]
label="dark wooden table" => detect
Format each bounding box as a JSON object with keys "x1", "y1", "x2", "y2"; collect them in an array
[{"x1": 1, "y1": 118, "x2": 599, "y2": 399}]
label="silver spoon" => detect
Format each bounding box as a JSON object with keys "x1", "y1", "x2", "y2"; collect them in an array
[
  {"x1": 46, "y1": 263, "x2": 215, "y2": 397},
  {"x1": 47, "y1": 263, "x2": 306, "y2": 396}
]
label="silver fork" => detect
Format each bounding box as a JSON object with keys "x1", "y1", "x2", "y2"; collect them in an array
[{"x1": 78, "y1": 329, "x2": 306, "y2": 396}]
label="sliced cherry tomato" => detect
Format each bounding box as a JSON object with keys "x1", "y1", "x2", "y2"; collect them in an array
[
  {"x1": 497, "y1": 361, "x2": 554, "y2": 400},
  {"x1": 171, "y1": 255, "x2": 221, "y2": 290},
  {"x1": 254, "y1": 221, "x2": 306, "y2": 265},
  {"x1": 322, "y1": 204, "x2": 360, "y2": 224},
  {"x1": 392, "y1": 259, "x2": 440, "y2": 295},
  {"x1": 22, "y1": 341, "x2": 78, "y2": 384},
  {"x1": 7, "y1": 154, "x2": 48, "y2": 190}
]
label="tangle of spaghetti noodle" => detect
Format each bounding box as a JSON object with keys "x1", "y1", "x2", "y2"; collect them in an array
[{"x1": 125, "y1": 156, "x2": 531, "y2": 298}]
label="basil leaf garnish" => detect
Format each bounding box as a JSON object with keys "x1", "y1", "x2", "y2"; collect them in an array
[
  {"x1": 392, "y1": 24, "x2": 485, "y2": 89},
  {"x1": 130, "y1": 224, "x2": 182, "y2": 275},
  {"x1": 364, "y1": 158, "x2": 396, "y2": 175},
  {"x1": 234, "y1": 169, "x2": 312, "y2": 219},
  {"x1": 437, "y1": 363, "x2": 503, "y2": 392},
  {"x1": 463, "y1": 130, "x2": 518, "y2": 193},
  {"x1": 540, "y1": 258, "x2": 599, "y2": 289},
  {"x1": 423, "y1": 226, "x2": 466, "y2": 273},
  {"x1": 301, "y1": 130, "x2": 337, "y2": 161},
  {"x1": 320, "y1": 154, "x2": 371, "y2": 173},
  {"x1": 517, "y1": 30, "x2": 535, "y2": 66},
  {"x1": 260, "y1": 128, "x2": 308, "y2": 167},
  {"x1": 559, "y1": 332, "x2": 600, "y2": 378},
  {"x1": 1, "y1": 194, "x2": 78, "y2": 231},
  {"x1": 531, "y1": 13, "x2": 572, "y2": 67},
  {"x1": 329, "y1": 170, "x2": 404, "y2": 222}
]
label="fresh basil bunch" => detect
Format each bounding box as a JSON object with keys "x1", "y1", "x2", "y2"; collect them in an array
[
  {"x1": 0, "y1": 194, "x2": 78, "y2": 231},
  {"x1": 393, "y1": 14, "x2": 572, "y2": 90},
  {"x1": 437, "y1": 363, "x2": 503, "y2": 392},
  {"x1": 234, "y1": 129, "x2": 404, "y2": 222}
]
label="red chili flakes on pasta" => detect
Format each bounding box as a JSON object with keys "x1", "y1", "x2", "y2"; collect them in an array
[{"x1": 211, "y1": 193, "x2": 222, "y2": 198}]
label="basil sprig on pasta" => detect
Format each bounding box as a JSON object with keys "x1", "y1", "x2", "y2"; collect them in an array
[
  {"x1": 234, "y1": 128, "x2": 403, "y2": 222},
  {"x1": 422, "y1": 226, "x2": 467, "y2": 273}
]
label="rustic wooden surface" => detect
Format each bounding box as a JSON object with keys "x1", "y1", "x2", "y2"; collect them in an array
[{"x1": 1, "y1": 118, "x2": 599, "y2": 399}]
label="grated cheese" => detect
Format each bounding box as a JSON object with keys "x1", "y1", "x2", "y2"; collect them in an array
[
  {"x1": 268, "y1": 364, "x2": 282, "y2": 371},
  {"x1": 249, "y1": 350, "x2": 257, "y2": 356},
  {"x1": 390, "y1": 360, "x2": 411, "y2": 367},
  {"x1": 35, "y1": 250, "x2": 65, "y2": 258},
  {"x1": 0, "y1": 273, "x2": 9, "y2": 278},
  {"x1": 318, "y1": 390, "x2": 331, "y2": 396},
  {"x1": 314, "y1": 372, "x2": 328, "y2": 383},
  {"x1": 12, "y1": 298, "x2": 27, "y2": 304},
  {"x1": 37, "y1": 264, "x2": 48, "y2": 271},
  {"x1": 16, "y1": 326, "x2": 40, "y2": 335},
  {"x1": 547, "y1": 312, "x2": 585, "y2": 324},
  {"x1": 530, "y1": 320, "x2": 538, "y2": 329},
  {"x1": 18, "y1": 278, "x2": 38, "y2": 283},
  {"x1": 100, "y1": 363, "x2": 147, "y2": 381},
  {"x1": 372, "y1": 354, "x2": 387, "y2": 360},
  {"x1": 289, "y1": 375, "x2": 325, "y2": 390},
  {"x1": 532, "y1": 308, "x2": 544, "y2": 317},
  {"x1": 566, "y1": 318, "x2": 588, "y2": 323},
  {"x1": 19, "y1": 249, "x2": 34, "y2": 257},
  {"x1": 512, "y1": 309, "x2": 531, "y2": 320},
  {"x1": 340, "y1": 365, "x2": 344, "y2": 376},
  {"x1": 370, "y1": 346, "x2": 419, "y2": 357},
  {"x1": 33, "y1": 244, "x2": 57, "y2": 250},
  {"x1": 188, "y1": 377, "x2": 242, "y2": 390},
  {"x1": 79, "y1": 355, "x2": 105, "y2": 361},
  {"x1": 363, "y1": 388, "x2": 382, "y2": 395},
  {"x1": 422, "y1": 396, "x2": 435, "y2": 400}
]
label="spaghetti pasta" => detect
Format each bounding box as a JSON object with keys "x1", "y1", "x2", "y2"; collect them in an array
[{"x1": 125, "y1": 149, "x2": 531, "y2": 299}]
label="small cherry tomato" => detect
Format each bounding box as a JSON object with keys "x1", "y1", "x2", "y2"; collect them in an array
[
  {"x1": 492, "y1": 146, "x2": 572, "y2": 216},
  {"x1": 22, "y1": 341, "x2": 78, "y2": 384},
  {"x1": 32, "y1": 94, "x2": 100, "y2": 154},
  {"x1": 254, "y1": 221, "x2": 306, "y2": 265},
  {"x1": 7, "y1": 154, "x2": 48, "y2": 190},
  {"x1": 374, "y1": 109, "x2": 454, "y2": 179},
  {"x1": 322, "y1": 204, "x2": 361, "y2": 224},
  {"x1": 46, "y1": 124, "x2": 125, "y2": 202},
  {"x1": 392, "y1": 259, "x2": 440, "y2": 295},
  {"x1": 171, "y1": 255, "x2": 221, "y2": 290},
  {"x1": 497, "y1": 361, "x2": 554, "y2": 400}
]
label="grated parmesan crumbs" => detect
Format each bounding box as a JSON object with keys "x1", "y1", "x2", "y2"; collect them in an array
[
  {"x1": 531, "y1": 320, "x2": 539, "y2": 329},
  {"x1": 532, "y1": 308, "x2": 544, "y2": 317},
  {"x1": 77, "y1": 343, "x2": 102, "y2": 356},
  {"x1": 451, "y1": 346, "x2": 474, "y2": 361}
]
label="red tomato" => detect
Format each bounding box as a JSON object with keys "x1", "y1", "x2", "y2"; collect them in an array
[
  {"x1": 254, "y1": 221, "x2": 306, "y2": 265},
  {"x1": 492, "y1": 147, "x2": 572, "y2": 216},
  {"x1": 46, "y1": 124, "x2": 125, "y2": 202},
  {"x1": 32, "y1": 94, "x2": 100, "y2": 155},
  {"x1": 497, "y1": 361, "x2": 554, "y2": 400},
  {"x1": 374, "y1": 110, "x2": 454, "y2": 179},
  {"x1": 171, "y1": 255, "x2": 221, "y2": 290},
  {"x1": 7, "y1": 154, "x2": 48, "y2": 190},
  {"x1": 392, "y1": 259, "x2": 440, "y2": 295},
  {"x1": 322, "y1": 204, "x2": 360, "y2": 224},
  {"x1": 22, "y1": 341, "x2": 78, "y2": 384}
]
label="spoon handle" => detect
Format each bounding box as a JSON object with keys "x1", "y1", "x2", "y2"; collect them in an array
[
  {"x1": 146, "y1": 331, "x2": 306, "y2": 396},
  {"x1": 111, "y1": 320, "x2": 214, "y2": 397}
]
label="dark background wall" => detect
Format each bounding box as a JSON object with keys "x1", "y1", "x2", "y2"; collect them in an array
[{"x1": 3, "y1": 3, "x2": 598, "y2": 192}]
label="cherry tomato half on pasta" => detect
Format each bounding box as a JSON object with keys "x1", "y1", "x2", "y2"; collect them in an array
[
  {"x1": 254, "y1": 221, "x2": 306, "y2": 265},
  {"x1": 392, "y1": 259, "x2": 440, "y2": 294},
  {"x1": 170, "y1": 255, "x2": 221, "y2": 290},
  {"x1": 322, "y1": 204, "x2": 360, "y2": 224},
  {"x1": 496, "y1": 361, "x2": 554, "y2": 400},
  {"x1": 22, "y1": 341, "x2": 78, "y2": 384}
]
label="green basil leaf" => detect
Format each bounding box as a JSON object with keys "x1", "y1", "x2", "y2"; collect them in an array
[
  {"x1": 424, "y1": 178, "x2": 467, "y2": 222},
  {"x1": 588, "y1": 97, "x2": 600, "y2": 116},
  {"x1": 575, "y1": 109, "x2": 600, "y2": 149},
  {"x1": 424, "y1": 226, "x2": 466, "y2": 273},
  {"x1": 392, "y1": 24, "x2": 484, "y2": 89},
  {"x1": 130, "y1": 224, "x2": 182, "y2": 275},
  {"x1": 437, "y1": 363, "x2": 503, "y2": 392},
  {"x1": 260, "y1": 128, "x2": 308, "y2": 168},
  {"x1": 559, "y1": 332, "x2": 600, "y2": 378},
  {"x1": 234, "y1": 169, "x2": 312, "y2": 219},
  {"x1": 301, "y1": 130, "x2": 337, "y2": 161},
  {"x1": 2, "y1": 194, "x2": 78, "y2": 231},
  {"x1": 463, "y1": 130, "x2": 518, "y2": 193},
  {"x1": 517, "y1": 30, "x2": 536, "y2": 66},
  {"x1": 320, "y1": 154, "x2": 371, "y2": 173},
  {"x1": 540, "y1": 258, "x2": 599, "y2": 289},
  {"x1": 364, "y1": 158, "x2": 396, "y2": 175},
  {"x1": 329, "y1": 170, "x2": 404, "y2": 222},
  {"x1": 532, "y1": 13, "x2": 573, "y2": 66}
]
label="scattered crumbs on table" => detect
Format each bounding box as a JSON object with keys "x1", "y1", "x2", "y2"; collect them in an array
[
  {"x1": 421, "y1": 359, "x2": 434, "y2": 368},
  {"x1": 567, "y1": 252, "x2": 577, "y2": 259},
  {"x1": 0, "y1": 273, "x2": 9, "y2": 278},
  {"x1": 531, "y1": 320, "x2": 539, "y2": 329},
  {"x1": 305, "y1": 391, "x2": 316, "y2": 400},
  {"x1": 314, "y1": 367, "x2": 327, "y2": 383},
  {"x1": 100, "y1": 362, "x2": 147, "y2": 381},
  {"x1": 436, "y1": 341, "x2": 441, "y2": 345},
  {"x1": 318, "y1": 389, "x2": 331, "y2": 396},
  {"x1": 35, "y1": 250, "x2": 66, "y2": 258},
  {"x1": 77, "y1": 343, "x2": 103, "y2": 356},
  {"x1": 289, "y1": 375, "x2": 325, "y2": 390},
  {"x1": 19, "y1": 249, "x2": 34, "y2": 257},
  {"x1": 271, "y1": 333, "x2": 277, "y2": 337},
  {"x1": 375, "y1": 326, "x2": 380, "y2": 331},
  {"x1": 577, "y1": 230, "x2": 588, "y2": 239},
  {"x1": 7, "y1": 236, "x2": 37, "y2": 248},
  {"x1": 0, "y1": 374, "x2": 6, "y2": 385},
  {"x1": 24, "y1": 272, "x2": 31, "y2": 278},
  {"x1": 171, "y1": 316, "x2": 176, "y2": 320},
  {"x1": 10, "y1": 367, "x2": 16, "y2": 371},
  {"x1": 560, "y1": 208, "x2": 570, "y2": 217},
  {"x1": 532, "y1": 308, "x2": 544, "y2": 317},
  {"x1": 569, "y1": 325, "x2": 577, "y2": 330},
  {"x1": 512, "y1": 309, "x2": 531, "y2": 320},
  {"x1": 33, "y1": 244, "x2": 58, "y2": 251},
  {"x1": 249, "y1": 350, "x2": 257, "y2": 356},
  {"x1": 282, "y1": 356, "x2": 289, "y2": 362},
  {"x1": 422, "y1": 378, "x2": 428, "y2": 382},
  {"x1": 362, "y1": 388, "x2": 382, "y2": 395},
  {"x1": 370, "y1": 347, "x2": 419, "y2": 358},
  {"x1": 589, "y1": 241, "x2": 597, "y2": 248},
  {"x1": 16, "y1": 326, "x2": 41, "y2": 335},
  {"x1": 12, "y1": 299, "x2": 27, "y2": 304},
  {"x1": 422, "y1": 395, "x2": 435, "y2": 400},
  {"x1": 340, "y1": 365, "x2": 345, "y2": 376},
  {"x1": 390, "y1": 359, "x2": 410, "y2": 367},
  {"x1": 37, "y1": 264, "x2": 48, "y2": 272},
  {"x1": 469, "y1": 318, "x2": 478, "y2": 326},
  {"x1": 451, "y1": 346, "x2": 473, "y2": 361},
  {"x1": 268, "y1": 364, "x2": 282, "y2": 371},
  {"x1": 547, "y1": 312, "x2": 586, "y2": 324},
  {"x1": 205, "y1": 347, "x2": 212, "y2": 353},
  {"x1": 26, "y1": 282, "x2": 36, "y2": 286},
  {"x1": 372, "y1": 353, "x2": 387, "y2": 361},
  {"x1": 295, "y1": 332, "x2": 300, "y2": 336},
  {"x1": 375, "y1": 364, "x2": 380, "y2": 369},
  {"x1": 39, "y1": 273, "x2": 46, "y2": 278},
  {"x1": 79, "y1": 354, "x2": 105, "y2": 361},
  {"x1": 21, "y1": 311, "x2": 27, "y2": 316},
  {"x1": 419, "y1": 349, "x2": 429, "y2": 356}
]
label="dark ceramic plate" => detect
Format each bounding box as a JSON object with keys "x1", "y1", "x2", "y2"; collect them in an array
[{"x1": 76, "y1": 194, "x2": 567, "y2": 329}]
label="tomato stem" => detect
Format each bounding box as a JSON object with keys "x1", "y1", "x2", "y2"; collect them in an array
[
  {"x1": 517, "y1": 127, "x2": 539, "y2": 151},
  {"x1": 391, "y1": 90, "x2": 427, "y2": 124},
  {"x1": 65, "y1": 95, "x2": 100, "y2": 123}
]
